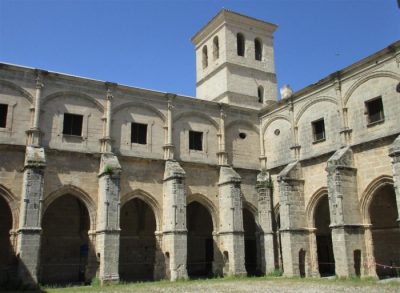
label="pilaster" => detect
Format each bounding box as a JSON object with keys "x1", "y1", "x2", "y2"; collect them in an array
[
  {"x1": 163, "y1": 95, "x2": 175, "y2": 160},
  {"x1": 277, "y1": 161, "x2": 309, "y2": 277},
  {"x1": 96, "y1": 153, "x2": 122, "y2": 284},
  {"x1": 256, "y1": 170, "x2": 275, "y2": 274},
  {"x1": 16, "y1": 146, "x2": 46, "y2": 287},
  {"x1": 326, "y1": 147, "x2": 366, "y2": 277},
  {"x1": 27, "y1": 72, "x2": 44, "y2": 146},
  {"x1": 389, "y1": 135, "x2": 400, "y2": 225},
  {"x1": 162, "y1": 160, "x2": 188, "y2": 280},
  {"x1": 218, "y1": 166, "x2": 246, "y2": 276}
]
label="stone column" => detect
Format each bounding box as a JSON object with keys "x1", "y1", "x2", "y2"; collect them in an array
[
  {"x1": 217, "y1": 105, "x2": 228, "y2": 166},
  {"x1": 162, "y1": 160, "x2": 188, "y2": 280},
  {"x1": 277, "y1": 161, "x2": 309, "y2": 277},
  {"x1": 308, "y1": 229, "x2": 320, "y2": 277},
  {"x1": 326, "y1": 147, "x2": 365, "y2": 277},
  {"x1": 256, "y1": 170, "x2": 275, "y2": 274},
  {"x1": 218, "y1": 166, "x2": 246, "y2": 276},
  {"x1": 16, "y1": 146, "x2": 46, "y2": 287},
  {"x1": 333, "y1": 75, "x2": 351, "y2": 146},
  {"x1": 163, "y1": 94, "x2": 175, "y2": 160},
  {"x1": 363, "y1": 224, "x2": 377, "y2": 277},
  {"x1": 100, "y1": 86, "x2": 114, "y2": 153},
  {"x1": 153, "y1": 231, "x2": 165, "y2": 280},
  {"x1": 27, "y1": 73, "x2": 43, "y2": 146},
  {"x1": 96, "y1": 153, "x2": 122, "y2": 284},
  {"x1": 389, "y1": 135, "x2": 400, "y2": 225}
]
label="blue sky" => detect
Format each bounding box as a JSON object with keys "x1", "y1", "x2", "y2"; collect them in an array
[{"x1": 0, "y1": 0, "x2": 399, "y2": 97}]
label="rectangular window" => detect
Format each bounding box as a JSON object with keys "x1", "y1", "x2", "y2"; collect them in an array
[
  {"x1": 189, "y1": 130, "x2": 203, "y2": 151},
  {"x1": 131, "y1": 122, "x2": 147, "y2": 144},
  {"x1": 312, "y1": 119, "x2": 325, "y2": 142},
  {"x1": 0, "y1": 104, "x2": 8, "y2": 128},
  {"x1": 365, "y1": 97, "x2": 384, "y2": 124},
  {"x1": 63, "y1": 113, "x2": 83, "y2": 136}
]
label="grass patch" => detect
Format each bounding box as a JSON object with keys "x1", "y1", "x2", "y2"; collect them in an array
[{"x1": 40, "y1": 275, "x2": 400, "y2": 292}]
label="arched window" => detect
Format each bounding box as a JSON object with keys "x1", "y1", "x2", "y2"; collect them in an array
[
  {"x1": 213, "y1": 36, "x2": 219, "y2": 60},
  {"x1": 237, "y1": 33, "x2": 245, "y2": 57},
  {"x1": 255, "y1": 38, "x2": 262, "y2": 61},
  {"x1": 258, "y1": 86, "x2": 264, "y2": 103},
  {"x1": 202, "y1": 45, "x2": 208, "y2": 69}
]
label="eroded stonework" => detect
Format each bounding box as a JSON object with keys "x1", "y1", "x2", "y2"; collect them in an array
[{"x1": 0, "y1": 9, "x2": 399, "y2": 287}]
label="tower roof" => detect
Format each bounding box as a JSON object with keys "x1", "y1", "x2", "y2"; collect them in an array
[{"x1": 191, "y1": 9, "x2": 278, "y2": 46}]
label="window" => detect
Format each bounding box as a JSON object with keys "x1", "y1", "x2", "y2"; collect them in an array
[
  {"x1": 189, "y1": 131, "x2": 203, "y2": 151},
  {"x1": 213, "y1": 36, "x2": 219, "y2": 60},
  {"x1": 257, "y1": 86, "x2": 264, "y2": 103},
  {"x1": 63, "y1": 113, "x2": 83, "y2": 136},
  {"x1": 312, "y1": 119, "x2": 325, "y2": 142},
  {"x1": 365, "y1": 97, "x2": 384, "y2": 124},
  {"x1": 237, "y1": 33, "x2": 245, "y2": 57},
  {"x1": 0, "y1": 104, "x2": 7, "y2": 128},
  {"x1": 131, "y1": 122, "x2": 147, "y2": 144},
  {"x1": 202, "y1": 45, "x2": 208, "y2": 69},
  {"x1": 255, "y1": 38, "x2": 262, "y2": 61}
]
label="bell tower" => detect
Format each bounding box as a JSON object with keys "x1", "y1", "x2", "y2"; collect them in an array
[{"x1": 191, "y1": 9, "x2": 278, "y2": 109}]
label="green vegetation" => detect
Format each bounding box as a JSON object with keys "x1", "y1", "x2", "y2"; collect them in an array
[{"x1": 30, "y1": 275, "x2": 400, "y2": 293}]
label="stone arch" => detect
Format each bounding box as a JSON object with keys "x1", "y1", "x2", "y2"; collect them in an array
[
  {"x1": 306, "y1": 187, "x2": 334, "y2": 276},
  {"x1": 261, "y1": 115, "x2": 290, "y2": 138},
  {"x1": 186, "y1": 195, "x2": 216, "y2": 278},
  {"x1": 226, "y1": 119, "x2": 259, "y2": 134},
  {"x1": 0, "y1": 79, "x2": 34, "y2": 104},
  {"x1": 43, "y1": 185, "x2": 96, "y2": 230},
  {"x1": 242, "y1": 201, "x2": 260, "y2": 276},
  {"x1": 187, "y1": 193, "x2": 218, "y2": 231},
  {"x1": 112, "y1": 101, "x2": 166, "y2": 123},
  {"x1": 243, "y1": 201, "x2": 259, "y2": 225},
  {"x1": 0, "y1": 184, "x2": 17, "y2": 286},
  {"x1": 119, "y1": 191, "x2": 158, "y2": 281},
  {"x1": 360, "y1": 175, "x2": 400, "y2": 278},
  {"x1": 173, "y1": 111, "x2": 219, "y2": 130},
  {"x1": 294, "y1": 97, "x2": 338, "y2": 127},
  {"x1": 42, "y1": 91, "x2": 105, "y2": 114},
  {"x1": 40, "y1": 190, "x2": 94, "y2": 284},
  {"x1": 360, "y1": 175, "x2": 394, "y2": 224},
  {"x1": 0, "y1": 184, "x2": 19, "y2": 230},
  {"x1": 305, "y1": 187, "x2": 328, "y2": 228},
  {"x1": 343, "y1": 71, "x2": 400, "y2": 106},
  {"x1": 121, "y1": 189, "x2": 162, "y2": 232}
]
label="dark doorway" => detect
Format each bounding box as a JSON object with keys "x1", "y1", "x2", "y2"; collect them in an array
[
  {"x1": 40, "y1": 194, "x2": 90, "y2": 285},
  {"x1": 299, "y1": 249, "x2": 306, "y2": 278},
  {"x1": 119, "y1": 198, "x2": 156, "y2": 282},
  {"x1": 243, "y1": 208, "x2": 258, "y2": 276},
  {"x1": 354, "y1": 249, "x2": 361, "y2": 277},
  {"x1": 187, "y1": 201, "x2": 214, "y2": 278},
  {"x1": 315, "y1": 195, "x2": 335, "y2": 276},
  {"x1": 370, "y1": 185, "x2": 400, "y2": 279},
  {"x1": 0, "y1": 196, "x2": 14, "y2": 286}
]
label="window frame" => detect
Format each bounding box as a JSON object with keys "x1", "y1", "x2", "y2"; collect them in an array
[
  {"x1": 62, "y1": 113, "x2": 84, "y2": 137},
  {"x1": 311, "y1": 118, "x2": 326, "y2": 143},
  {"x1": 254, "y1": 38, "x2": 262, "y2": 61},
  {"x1": 257, "y1": 86, "x2": 264, "y2": 103},
  {"x1": 202, "y1": 45, "x2": 208, "y2": 69},
  {"x1": 131, "y1": 122, "x2": 148, "y2": 145},
  {"x1": 189, "y1": 130, "x2": 203, "y2": 151},
  {"x1": 0, "y1": 103, "x2": 8, "y2": 128},
  {"x1": 365, "y1": 96, "x2": 385, "y2": 126},
  {"x1": 213, "y1": 36, "x2": 219, "y2": 60},
  {"x1": 237, "y1": 33, "x2": 245, "y2": 57}
]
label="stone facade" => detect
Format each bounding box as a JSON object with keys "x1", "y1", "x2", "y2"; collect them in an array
[{"x1": 0, "y1": 9, "x2": 399, "y2": 287}]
